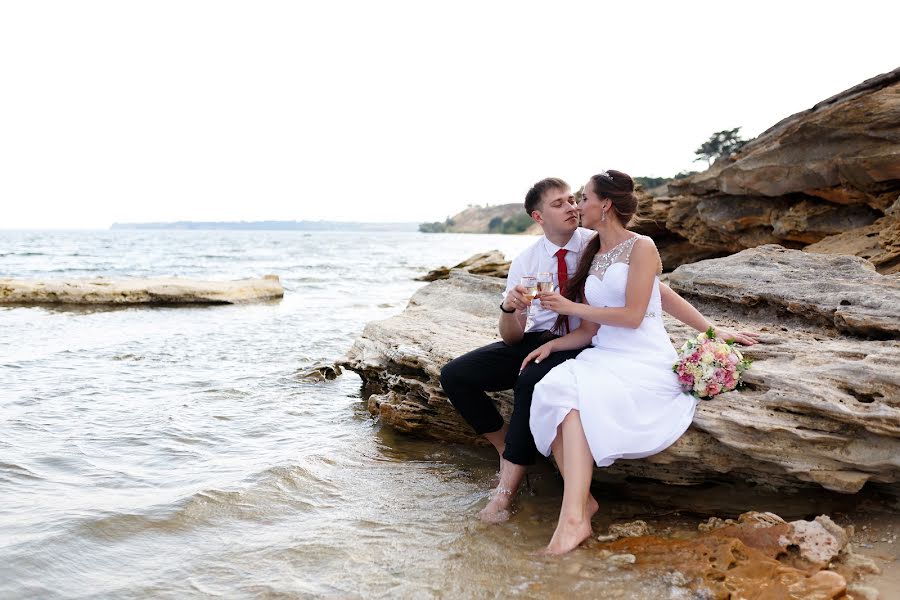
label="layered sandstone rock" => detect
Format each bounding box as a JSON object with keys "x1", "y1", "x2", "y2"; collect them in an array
[
  {"x1": 415, "y1": 250, "x2": 511, "y2": 281},
  {"x1": 341, "y1": 246, "x2": 900, "y2": 494},
  {"x1": 653, "y1": 68, "x2": 900, "y2": 273},
  {"x1": 0, "y1": 275, "x2": 284, "y2": 305},
  {"x1": 806, "y1": 199, "x2": 900, "y2": 274},
  {"x1": 631, "y1": 190, "x2": 730, "y2": 270}
]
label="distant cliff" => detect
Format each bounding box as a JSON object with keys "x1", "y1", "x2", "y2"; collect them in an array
[{"x1": 419, "y1": 204, "x2": 540, "y2": 234}]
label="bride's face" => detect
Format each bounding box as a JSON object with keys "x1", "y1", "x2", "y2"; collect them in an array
[{"x1": 578, "y1": 180, "x2": 606, "y2": 229}]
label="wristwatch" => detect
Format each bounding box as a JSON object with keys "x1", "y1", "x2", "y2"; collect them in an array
[{"x1": 500, "y1": 301, "x2": 516, "y2": 314}]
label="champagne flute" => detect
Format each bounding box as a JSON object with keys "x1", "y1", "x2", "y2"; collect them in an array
[
  {"x1": 537, "y1": 271, "x2": 556, "y2": 295},
  {"x1": 520, "y1": 275, "x2": 538, "y2": 316}
]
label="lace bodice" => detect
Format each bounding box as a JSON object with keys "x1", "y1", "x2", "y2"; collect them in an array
[
  {"x1": 584, "y1": 234, "x2": 667, "y2": 349},
  {"x1": 589, "y1": 234, "x2": 662, "y2": 280}
]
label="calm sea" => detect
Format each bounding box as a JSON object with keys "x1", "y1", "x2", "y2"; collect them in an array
[{"x1": 1, "y1": 230, "x2": 693, "y2": 599}]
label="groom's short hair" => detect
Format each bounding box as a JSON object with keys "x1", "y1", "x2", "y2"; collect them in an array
[{"x1": 524, "y1": 177, "x2": 569, "y2": 216}]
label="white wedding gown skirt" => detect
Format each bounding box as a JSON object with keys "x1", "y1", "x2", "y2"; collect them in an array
[{"x1": 530, "y1": 258, "x2": 697, "y2": 467}]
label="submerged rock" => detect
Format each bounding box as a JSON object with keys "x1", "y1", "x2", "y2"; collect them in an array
[
  {"x1": 599, "y1": 511, "x2": 865, "y2": 599},
  {"x1": 606, "y1": 520, "x2": 653, "y2": 540},
  {"x1": 298, "y1": 364, "x2": 343, "y2": 382},
  {"x1": 0, "y1": 275, "x2": 284, "y2": 305},
  {"x1": 341, "y1": 246, "x2": 900, "y2": 495}
]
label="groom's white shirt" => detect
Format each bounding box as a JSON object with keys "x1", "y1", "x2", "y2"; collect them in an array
[{"x1": 503, "y1": 227, "x2": 596, "y2": 334}]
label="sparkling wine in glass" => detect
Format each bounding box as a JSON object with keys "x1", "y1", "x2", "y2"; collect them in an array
[
  {"x1": 520, "y1": 276, "x2": 538, "y2": 315},
  {"x1": 537, "y1": 271, "x2": 556, "y2": 295}
]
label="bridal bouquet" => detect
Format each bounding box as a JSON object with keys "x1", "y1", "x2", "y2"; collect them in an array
[{"x1": 673, "y1": 327, "x2": 751, "y2": 399}]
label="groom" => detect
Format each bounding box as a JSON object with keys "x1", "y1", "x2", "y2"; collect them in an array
[
  {"x1": 440, "y1": 176, "x2": 755, "y2": 522},
  {"x1": 440, "y1": 177, "x2": 594, "y2": 522}
]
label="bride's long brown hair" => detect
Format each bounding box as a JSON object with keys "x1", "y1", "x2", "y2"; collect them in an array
[{"x1": 552, "y1": 170, "x2": 638, "y2": 334}]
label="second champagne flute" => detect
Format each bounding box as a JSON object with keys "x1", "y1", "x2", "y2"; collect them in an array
[
  {"x1": 537, "y1": 271, "x2": 556, "y2": 295},
  {"x1": 520, "y1": 275, "x2": 538, "y2": 316}
]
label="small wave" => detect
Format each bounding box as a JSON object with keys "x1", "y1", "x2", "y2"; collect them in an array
[
  {"x1": 0, "y1": 461, "x2": 42, "y2": 483},
  {"x1": 71, "y1": 462, "x2": 342, "y2": 542}
]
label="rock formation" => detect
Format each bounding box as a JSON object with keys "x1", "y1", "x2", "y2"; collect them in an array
[
  {"x1": 415, "y1": 250, "x2": 511, "y2": 281},
  {"x1": 341, "y1": 246, "x2": 900, "y2": 495},
  {"x1": 596, "y1": 511, "x2": 876, "y2": 599},
  {"x1": 0, "y1": 275, "x2": 284, "y2": 305},
  {"x1": 648, "y1": 68, "x2": 900, "y2": 273}
]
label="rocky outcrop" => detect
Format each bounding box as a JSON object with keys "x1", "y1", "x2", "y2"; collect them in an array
[
  {"x1": 631, "y1": 190, "x2": 730, "y2": 270},
  {"x1": 806, "y1": 198, "x2": 900, "y2": 274},
  {"x1": 667, "y1": 245, "x2": 900, "y2": 338},
  {"x1": 341, "y1": 246, "x2": 900, "y2": 495},
  {"x1": 651, "y1": 68, "x2": 900, "y2": 273},
  {"x1": 415, "y1": 250, "x2": 511, "y2": 281},
  {"x1": 0, "y1": 275, "x2": 284, "y2": 305}
]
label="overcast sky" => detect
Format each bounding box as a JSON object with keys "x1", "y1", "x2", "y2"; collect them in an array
[{"x1": 1, "y1": 1, "x2": 897, "y2": 229}]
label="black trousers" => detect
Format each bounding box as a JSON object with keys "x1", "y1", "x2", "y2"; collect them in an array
[{"x1": 439, "y1": 331, "x2": 586, "y2": 466}]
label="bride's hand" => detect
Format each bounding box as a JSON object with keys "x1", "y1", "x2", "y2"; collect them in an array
[
  {"x1": 716, "y1": 327, "x2": 760, "y2": 346},
  {"x1": 521, "y1": 343, "x2": 554, "y2": 371},
  {"x1": 537, "y1": 291, "x2": 576, "y2": 316}
]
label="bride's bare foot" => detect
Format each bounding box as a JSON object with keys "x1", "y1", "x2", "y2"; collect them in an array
[
  {"x1": 477, "y1": 488, "x2": 515, "y2": 524},
  {"x1": 542, "y1": 516, "x2": 592, "y2": 555},
  {"x1": 587, "y1": 495, "x2": 599, "y2": 519}
]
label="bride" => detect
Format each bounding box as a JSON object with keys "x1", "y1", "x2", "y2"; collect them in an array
[{"x1": 523, "y1": 169, "x2": 702, "y2": 555}]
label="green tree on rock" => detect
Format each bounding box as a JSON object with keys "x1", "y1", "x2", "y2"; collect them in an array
[{"x1": 694, "y1": 127, "x2": 748, "y2": 166}]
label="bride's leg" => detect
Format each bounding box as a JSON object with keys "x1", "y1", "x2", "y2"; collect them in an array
[
  {"x1": 544, "y1": 410, "x2": 594, "y2": 555},
  {"x1": 551, "y1": 422, "x2": 599, "y2": 520}
]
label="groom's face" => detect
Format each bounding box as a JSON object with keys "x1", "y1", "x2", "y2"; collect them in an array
[{"x1": 533, "y1": 187, "x2": 579, "y2": 235}]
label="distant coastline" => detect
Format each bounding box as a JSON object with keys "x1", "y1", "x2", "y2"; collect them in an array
[
  {"x1": 110, "y1": 220, "x2": 419, "y2": 232},
  {"x1": 419, "y1": 203, "x2": 541, "y2": 234}
]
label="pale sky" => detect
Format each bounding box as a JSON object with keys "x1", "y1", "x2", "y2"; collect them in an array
[{"x1": 1, "y1": 1, "x2": 897, "y2": 229}]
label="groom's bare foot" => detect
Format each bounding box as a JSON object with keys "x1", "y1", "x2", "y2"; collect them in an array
[
  {"x1": 492, "y1": 455, "x2": 507, "y2": 485},
  {"x1": 477, "y1": 489, "x2": 515, "y2": 524},
  {"x1": 542, "y1": 517, "x2": 592, "y2": 555}
]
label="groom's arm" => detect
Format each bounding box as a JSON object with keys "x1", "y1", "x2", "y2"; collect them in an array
[{"x1": 499, "y1": 257, "x2": 528, "y2": 344}]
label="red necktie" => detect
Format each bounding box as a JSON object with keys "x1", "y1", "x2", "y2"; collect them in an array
[{"x1": 555, "y1": 248, "x2": 570, "y2": 334}]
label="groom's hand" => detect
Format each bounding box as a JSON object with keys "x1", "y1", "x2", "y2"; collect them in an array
[{"x1": 503, "y1": 285, "x2": 529, "y2": 313}]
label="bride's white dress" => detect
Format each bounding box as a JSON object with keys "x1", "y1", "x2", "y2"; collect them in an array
[{"x1": 529, "y1": 235, "x2": 697, "y2": 467}]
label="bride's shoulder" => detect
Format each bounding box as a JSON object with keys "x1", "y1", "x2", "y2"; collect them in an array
[
  {"x1": 632, "y1": 234, "x2": 657, "y2": 247},
  {"x1": 629, "y1": 235, "x2": 663, "y2": 274}
]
